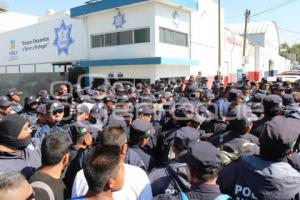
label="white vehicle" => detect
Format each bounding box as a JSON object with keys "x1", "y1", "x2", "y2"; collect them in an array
[{"x1": 267, "y1": 70, "x2": 300, "y2": 82}]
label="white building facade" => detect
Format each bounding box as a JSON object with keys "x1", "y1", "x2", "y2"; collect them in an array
[{"x1": 0, "y1": 0, "x2": 288, "y2": 86}]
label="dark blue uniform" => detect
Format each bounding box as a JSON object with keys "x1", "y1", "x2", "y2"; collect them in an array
[
  {"x1": 149, "y1": 162, "x2": 190, "y2": 196},
  {"x1": 10, "y1": 102, "x2": 23, "y2": 114},
  {"x1": 125, "y1": 148, "x2": 146, "y2": 169},
  {"x1": 129, "y1": 145, "x2": 157, "y2": 172},
  {"x1": 0, "y1": 139, "x2": 42, "y2": 179},
  {"x1": 218, "y1": 155, "x2": 300, "y2": 200}
]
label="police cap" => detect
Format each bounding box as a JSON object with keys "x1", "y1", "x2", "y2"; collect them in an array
[
  {"x1": 263, "y1": 95, "x2": 283, "y2": 112},
  {"x1": 0, "y1": 96, "x2": 12, "y2": 107},
  {"x1": 186, "y1": 141, "x2": 221, "y2": 171}
]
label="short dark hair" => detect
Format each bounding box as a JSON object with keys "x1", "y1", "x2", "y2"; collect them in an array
[
  {"x1": 188, "y1": 165, "x2": 220, "y2": 183},
  {"x1": 84, "y1": 145, "x2": 120, "y2": 193},
  {"x1": 228, "y1": 119, "x2": 251, "y2": 134},
  {"x1": 41, "y1": 132, "x2": 71, "y2": 166},
  {"x1": 98, "y1": 126, "x2": 127, "y2": 148}
]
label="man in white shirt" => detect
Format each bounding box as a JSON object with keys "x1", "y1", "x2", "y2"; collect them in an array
[
  {"x1": 71, "y1": 126, "x2": 152, "y2": 200},
  {"x1": 72, "y1": 164, "x2": 152, "y2": 200}
]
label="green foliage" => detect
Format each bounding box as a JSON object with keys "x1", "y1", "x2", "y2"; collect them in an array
[
  {"x1": 0, "y1": 2, "x2": 7, "y2": 13},
  {"x1": 280, "y1": 43, "x2": 300, "y2": 63}
]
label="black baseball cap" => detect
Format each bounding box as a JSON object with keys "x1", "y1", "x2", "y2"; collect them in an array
[
  {"x1": 7, "y1": 88, "x2": 23, "y2": 97},
  {"x1": 272, "y1": 82, "x2": 285, "y2": 91},
  {"x1": 173, "y1": 127, "x2": 200, "y2": 152},
  {"x1": 46, "y1": 100, "x2": 64, "y2": 113},
  {"x1": 69, "y1": 123, "x2": 91, "y2": 141},
  {"x1": 282, "y1": 94, "x2": 295, "y2": 106},
  {"x1": 0, "y1": 96, "x2": 12, "y2": 107},
  {"x1": 25, "y1": 96, "x2": 38, "y2": 105},
  {"x1": 130, "y1": 119, "x2": 154, "y2": 140},
  {"x1": 185, "y1": 141, "x2": 221, "y2": 171},
  {"x1": 260, "y1": 116, "x2": 300, "y2": 158},
  {"x1": 139, "y1": 105, "x2": 154, "y2": 115},
  {"x1": 263, "y1": 95, "x2": 283, "y2": 112},
  {"x1": 228, "y1": 89, "x2": 245, "y2": 101}
]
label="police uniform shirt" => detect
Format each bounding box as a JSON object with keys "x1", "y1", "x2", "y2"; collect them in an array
[
  {"x1": 0, "y1": 139, "x2": 42, "y2": 179},
  {"x1": 251, "y1": 116, "x2": 273, "y2": 137},
  {"x1": 218, "y1": 155, "x2": 300, "y2": 200},
  {"x1": 185, "y1": 184, "x2": 222, "y2": 200},
  {"x1": 129, "y1": 146, "x2": 157, "y2": 172},
  {"x1": 153, "y1": 184, "x2": 223, "y2": 200},
  {"x1": 11, "y1": 103, "x2": 23, "y2": 114},
  {"x1": 149, "y1": 162, "x2": 190, "y2": 197},
  {"x1": 23, "y1": 111, "x2": 38, "y2": 126},
  {"x1": 125, "y1": 148, "x2": 146, "y2": 170}
]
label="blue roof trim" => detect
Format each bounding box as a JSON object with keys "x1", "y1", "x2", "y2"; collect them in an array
[
  {"x1": 77, "y1": 57, "x2": 199, "y2": 67},
  {"x1": 170, "y1": 0, "x2": 198, "y2": 10},
  {"x1": 71, "y1": 0, "x2": 147, "y2": 18},
  {"x1": 71, "y1": 0, "x2": 198, "y2": 18}
]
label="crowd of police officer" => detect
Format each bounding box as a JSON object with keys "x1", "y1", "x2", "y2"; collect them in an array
[{"x1": 1, "y1": 73, "x2": 300, "y2": 199}]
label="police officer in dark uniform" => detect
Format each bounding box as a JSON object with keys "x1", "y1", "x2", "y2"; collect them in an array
[
  {"x1": 247, "y1": 92, "x2": 266, "y2": 118},
  {"x1": 294, "y1": 79, "x2": 300, "y2": 93},
  {"x1": 0, "y1": 114, "x2": 41, "y2": 179},
  {"x1": 209, "y1": 105, "x2": 259, "y2": 165},
  {"x1": 128, "y1": 119, "x2": 157, "y2": 172},
  {"x1": 32, "y1": 100, "x2": 68, "y2": 139},
  {"x1": 251, "y1": 95, "x2": 283, "y2": 137},
  {"x1": 157, "y1": 102, "x2": 204, "y2": 164},
  {"x1": 282, "y1": 93, "x2": 300, "y2": 120},
  {"x1": 218, "y1": 116, "x2": 300, "y2": 200},
  {"x1": 7, "y1": 88, "x2": 23, "y2": 114},
  {"x1": 64, "y1": 123, "x2": 93, "y2": 197},
  {"x1": 271, "y1": 82, "x2": 285, "y2": 97},
  {"x1": 22, "y1": 96, "x2": 39, "y2": 126},
  {"x1": 186, "y1": 84, "x2": 201, "y2": 106},
  {"x1": 154, "y1": 141, "x2": 230, "y2": 200},
  {"x1": 257, "y1": 80, "x2": 270, "y2": 95},
  {"x1": 0, "y1": 96, "x2": 12, "y2": 121},
  {"x1": 149, "y1": 127, "x2": 201, "y2": 197}
]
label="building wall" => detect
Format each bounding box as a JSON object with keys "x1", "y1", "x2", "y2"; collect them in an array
[
  {"x1": 86, "y1": 2, "x2": 156, "y2": 60},
  {"x1": 190, "y1": 0, "x2": 223, "y2": 83},
  {"x1": 0, "y1": 16, "x2": 87, "y2": 68},
  {"x1": 154, "y1": 3, "x2": 190, "y2": 59}
]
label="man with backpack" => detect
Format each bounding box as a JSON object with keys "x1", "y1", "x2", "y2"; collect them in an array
[
  {"x1": 209, "y1": 105, "x2": 259, "y2": 165},
  {"x1": 218, "y1": 116, "x2": 300, "y2": 199}
]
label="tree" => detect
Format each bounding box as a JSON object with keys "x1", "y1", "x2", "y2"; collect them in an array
[
  {"x1": 0, "y1": 2, "x2": 7, "y2": 13},
  {"x1": 280, "y1": 43, "x2": 300, "y2": 64}
]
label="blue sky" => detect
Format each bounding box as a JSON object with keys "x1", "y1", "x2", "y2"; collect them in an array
[{"x1": 2, "y1": 0, "x2": 300, "y2": 45}]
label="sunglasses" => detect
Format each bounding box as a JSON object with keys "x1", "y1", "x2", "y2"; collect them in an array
[{"x1": 52, "y1": 109, "x2": 64, "y2": 115}]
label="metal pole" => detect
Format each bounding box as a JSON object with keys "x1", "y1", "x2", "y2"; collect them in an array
[
  {"x1": 242, "y1": 9, "x2": 251, "y2": 65},
  {"x1": 218, "y1": 0, "x2": 221, "y2": 81}
]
